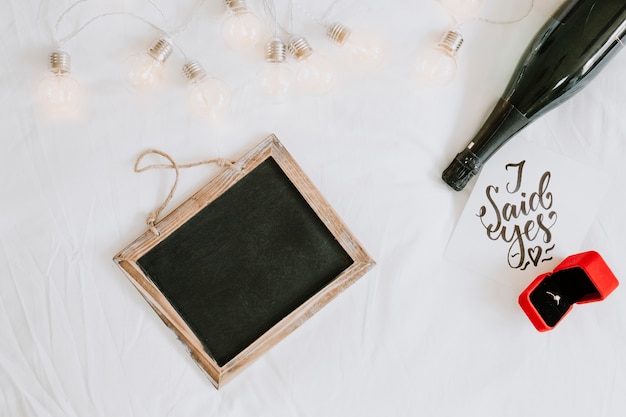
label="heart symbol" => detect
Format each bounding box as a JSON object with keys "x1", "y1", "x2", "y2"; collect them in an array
[{"x1": 528, "y1": 246, "x2": 542, "y2": 267}]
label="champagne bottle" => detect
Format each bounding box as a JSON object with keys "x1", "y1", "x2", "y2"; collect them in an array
[{"x1": 442, "y1": 0, "x2": 626, "y2": 191}]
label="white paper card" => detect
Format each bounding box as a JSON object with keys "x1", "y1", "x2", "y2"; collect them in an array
[{"x1": 445, "y1": 138, "x2": 610, "y2": 285}]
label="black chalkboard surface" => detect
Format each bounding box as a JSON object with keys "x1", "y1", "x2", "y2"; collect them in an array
[{"x1": 114, "y1": 135, "x2": 374, "y2": 388}]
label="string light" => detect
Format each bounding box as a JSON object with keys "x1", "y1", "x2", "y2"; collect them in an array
[
  {"x1": 182, "y1": 60, "x2": 231, "y2": 122},
  {"x1": 415, "y1": 0, "x2": 475, "y2": 87},
  {"x1": 222, "y1": 0, "x2": 264, "y2": 50},
  {"x1": 288, "y1": 35, "x2": 335, "y2": 95},
  {"x1": 415, "y1": 0, "x2": 533, "y2": 86},
  {"x1": 261, "y1": 38, "x2": 293, "y2": 101},
  {"x1": 38, "y1": 50, "x2": 82, "y2": 119},
  {"x1": 326, "y1": 22, "x2": 385, "y2": 70},
  {"x1": 415, "y1": 30, "x2": 463, "y2": 86},
  {"x1": 38, "y1": 0, "x2": 534, "y2": 122},
  {"x1": 289, "y1": 1, "x2": 385, "y2": 71},
  {"x1": 128, "y1": 37, "x2": 174, "y2": 91}
]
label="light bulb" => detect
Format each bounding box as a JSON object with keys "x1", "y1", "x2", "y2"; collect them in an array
[
  {"x1": 288, "y1": 36, "x2": 335, "y2": 95},
  {"x1": 441, "y1": 0, "x2": 484, "y2": 19},
  {"x1": 222, "y1": 0, "x2": 263, "y2": 50},
  {"x1": 326, "y1": 23, "x2": 385, "y2": 70},
  {"x1": 38, "y1": 50, "x2": 82, "y2": 119},
  {"x1": 415, "y1": 30, "x2": 463, "y2": 86},
  {"x1": 261, "y1": 38, "x2": 292, "y2": 101},
  {"x1": 183, "y1": 60, "x2": 230, "y2": 122},
  {"x1": 128, "y1": 38, "x2": 173, "y2": 91}
]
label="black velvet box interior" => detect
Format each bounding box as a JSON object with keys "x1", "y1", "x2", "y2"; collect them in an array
[{"x1": 528, "y1": 267, "x2": 600, "y2": 327}]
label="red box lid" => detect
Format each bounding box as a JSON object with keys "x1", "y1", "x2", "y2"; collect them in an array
[
  {"x1": 552, "y1": 251, "x2": 618, "y2": 303},
  {"x1": 518, "y1": 251, "x2": 619, "y2": 332}
]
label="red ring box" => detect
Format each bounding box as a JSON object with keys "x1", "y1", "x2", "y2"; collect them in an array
[{"x1": 518, "y1": 251, "x2": 619, "y2": 332}]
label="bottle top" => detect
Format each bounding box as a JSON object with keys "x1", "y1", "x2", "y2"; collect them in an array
[
  {"x1": 442, "y1": 148, "x2": 482, "y2": 191},
  {"x1": 442, "y1": 161, "x2": 474, "y2": 191}
]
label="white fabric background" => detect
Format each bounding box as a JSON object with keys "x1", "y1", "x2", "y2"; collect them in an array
[{"x1": 2, "y1": 0, "x2": 626, "y2": 416}]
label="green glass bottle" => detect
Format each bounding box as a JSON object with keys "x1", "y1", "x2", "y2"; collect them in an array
[{"x1": 442, "y1": 0, "x2": 626, "y2": 191}]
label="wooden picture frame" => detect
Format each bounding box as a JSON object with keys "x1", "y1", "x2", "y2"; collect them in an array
[{"x1": 113, "y1": 134, "x2": 375, "y2": 388}]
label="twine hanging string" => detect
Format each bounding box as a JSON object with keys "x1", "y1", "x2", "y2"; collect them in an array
[{"x1": 134, "y1": 149, "x2": 242, "y2": 236}]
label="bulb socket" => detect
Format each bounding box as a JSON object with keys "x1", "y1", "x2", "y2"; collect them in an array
[
  {"x1": 183, "y1": 60, "x2": 208, "y2": 83},
  {"x1": 288, "y1": 36, "x2": 313, "y2": 60},
  {"x1": 49, "y1": 50, "x2": 71, "y2": 74},
  {"x1": 327, "y1": 23, "x2": 352, "y2": 46},
  {"x1": 148, "y1": 38, "x2": 174, "y2": 64},
  {"x1": 437, "y1": 30, "x2": 464, "y2": 57},
  {"x1": 265, "y1": 38, "x2": 287, "y2": 63},
  {"x1": 224, "y1": 0, "x2": 247, "y2": 12}
]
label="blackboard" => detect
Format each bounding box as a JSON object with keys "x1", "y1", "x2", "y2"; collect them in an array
[{"x1": 114, "y1": 135, "x2": 375, "y2": 388}]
